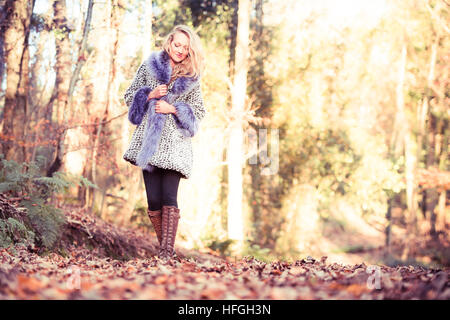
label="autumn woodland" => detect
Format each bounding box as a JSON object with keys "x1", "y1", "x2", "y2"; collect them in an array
[{"x1": 0, "y1": 0, "x2": 449, "y2": 300}]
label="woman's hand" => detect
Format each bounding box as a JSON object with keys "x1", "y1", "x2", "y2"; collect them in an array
[
  {"x1": 155, "y1": 100, "x2": 177, "y2": 114},
  {"x1": 147, "y1": 84, "x2": 168, "y2": 101}
]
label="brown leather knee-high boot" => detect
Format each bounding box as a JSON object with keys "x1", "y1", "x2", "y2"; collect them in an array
[
  {"x1": 147, "y1": 209, "x2": 162, "y2": 245},
  {"x1": 158, "y1": 205, "x2": 180, "y2": 260}
]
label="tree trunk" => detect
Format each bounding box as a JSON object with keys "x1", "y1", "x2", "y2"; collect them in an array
[
  {"x1": 436, "y1": 125, "x2": 449, "y2": 232},
  {"x1": 28, "y1": 26, "x2": 50, "y2": 164},
  {"x1": 248, "y1": 0, "x2": 278, "y2": 249},
  {"x1": 1, "y1": 0, "x2": 35, "y2": 162},
  {"x1": 46, "y1": 0, "x2": 94, "y2": 178},
  {"x1": 0, "y1": 2, "x2": 6, "y2": 112},
  {"x1": 37, "y1": 0, "x2": 72, "y2": 169},
  {"x1": 426, "y1": 118, "x2": 439, "y2": 238},
  {"x1": 399, "y1": 44, "x2": 419, "y2": 261},
  {"x1": 385, "y1": 197, "x2": 393, "y2": 254},
  {"x1": 422, "y1": 38, "x2": 439, "y2": 238},
  {"x1": 228, "y1": 0, "x2": 239, "y2": 83},
  {"x1": 53, "y1": 0, "x2": 72, "y2": 126},
  {"x1": 94, "y1": 0, "x2": 126, "y2": 219},
  {"x1": 82, "y1": 0, "x2": 112, "y2": 214},
  {"x1": 227, "y1": 0, "x2": 251, "y2": 250},
  {"x1": 142, "y1": 0, "x2": 153, "y2": 58}
]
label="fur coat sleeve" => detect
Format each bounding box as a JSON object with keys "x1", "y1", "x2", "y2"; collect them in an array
[
  {"x1": 123, "y1": 62, "x2": 151, "y2": 109},
  {"x1": 172, "y1": 83, "x2": 206, "y2": 137}
]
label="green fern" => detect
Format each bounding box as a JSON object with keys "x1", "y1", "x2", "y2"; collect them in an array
[
  {"x1": 21, "y1": 197, "x2": 66, "y2": 248},
  {"x1": 0, "y1": 153, "x2": 95, "y2": 250},
  {"x1": 0, "y1": 217, "x2": 35, "y2": 248},
  {"x1": 57, "y1": 171, "x2": 99, "y2": 191}
]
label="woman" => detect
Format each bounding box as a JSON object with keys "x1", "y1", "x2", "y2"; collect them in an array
[{"x1": 122, "y1": 25, "x2": 206, "y2": 262}]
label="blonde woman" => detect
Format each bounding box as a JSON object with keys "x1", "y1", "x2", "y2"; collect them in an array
[{"x1": 123, "y1": 25, "x2": 206, "y2": 262}]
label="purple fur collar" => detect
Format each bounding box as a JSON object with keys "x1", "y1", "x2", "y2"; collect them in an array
[
  {"x1": 129, "y1": 50, "x2": 201, "y2": 173},
  {"x1": 144, "y1": 50, "x2": 199, "y2": 97}
]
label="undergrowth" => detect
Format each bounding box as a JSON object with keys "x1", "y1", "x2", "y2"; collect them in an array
[{"x1": 0, "y1": 153, "x2": 96, "y2": 252}]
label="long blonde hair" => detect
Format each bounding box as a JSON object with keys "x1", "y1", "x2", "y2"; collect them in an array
[{"x1": 162, "y1": 25, "x2": 204, "y2": 82}]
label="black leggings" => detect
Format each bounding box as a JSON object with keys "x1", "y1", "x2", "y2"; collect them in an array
[{"x1": 142, "y1": 167, "x2": 182, "y2": 210}]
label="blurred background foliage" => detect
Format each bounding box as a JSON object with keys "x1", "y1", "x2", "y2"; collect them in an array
[{"x1": 0, "y1": 0, "x2": 448, "y2": 267}]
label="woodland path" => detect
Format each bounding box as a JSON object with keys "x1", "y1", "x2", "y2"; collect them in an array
[{"x1": 0, "y1": 205, "x2": 448, "y2": 300}]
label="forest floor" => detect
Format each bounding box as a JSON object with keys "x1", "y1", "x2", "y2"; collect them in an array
[{"x1": 0, "y1": 205, "x2": 449, "y2": 300}]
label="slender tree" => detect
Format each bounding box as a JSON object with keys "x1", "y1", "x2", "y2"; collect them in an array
[
  {"x1": 227, "y1": 0, "x2": 251, "y2": 249},
  {"x1": 1, "y1": 0, "x2": 35, "y2": 162},
  {"x1": 46, "y1": 0, "x2": 94, "y2": 177},
  {"x1": 142, "y1": 0, "x2": 153, "y2": 58}
]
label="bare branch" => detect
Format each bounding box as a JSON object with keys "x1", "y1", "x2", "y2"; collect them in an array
[
  {"x1": 64, "y1": 111, "x2": 127, "y2": 131},
  {"x1": 425, "y1": 0, "x2": 450, "y2": 33}
]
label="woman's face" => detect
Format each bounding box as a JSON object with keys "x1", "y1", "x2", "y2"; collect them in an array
[{"x1": 168, "y1": 32, "x2": 190, "y2": 64}]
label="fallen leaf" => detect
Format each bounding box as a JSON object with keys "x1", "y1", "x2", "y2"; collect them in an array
[
  {"x1": 346, "y1": 284, "x2": 371, "y2": 297},
  {"x1": 200, "y1": 286, "x2": 226, "y2": 299},
  {"x1": 289, "y1": 267, "x2": 306, "y2": 276},
  {"x1": 137, "y1": 286, "x2": 167, "y2": 299},
  {"x1": 154, "y1": 275, "x2": 168, "y2": 285},
  {"x1": 17, "y1": 275, "x2": 46, "y2": 292}
]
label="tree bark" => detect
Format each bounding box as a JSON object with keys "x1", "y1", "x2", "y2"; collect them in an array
[
  {"x1": 422, "y1": 37, "x2": 439, "y2": 238},
  {"x1": 399, "y1": 44, "x2": 419, "y2": 261},
  {"x1": 46, "y1": 0, "x2": 94, "y2": 177},
  {"x1": 36, "y1": 0, "x2": 72, "y2": 167},
  {"x1": 228, "y1": 0, "x2": 239, "y2": 83},
  {"x1": 1, "y1": 0, "x2": 35, "y2": 162},
  {"x1": 437, "y1": 124, "x2": 449, "y2": 232},
  {"x1": 29, "y1": 20, "x2": 49, "y2": 163},
  {"x1": 93, "y1": 0, "x2": 126, "y2": 218},
  {"x1": 53, "y1": 0, "x2": 72, "y2": 126}
]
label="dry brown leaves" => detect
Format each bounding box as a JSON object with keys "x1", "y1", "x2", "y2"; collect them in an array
[{"x1": 0, "y1": 245, "x2": 448, "y2": 300}]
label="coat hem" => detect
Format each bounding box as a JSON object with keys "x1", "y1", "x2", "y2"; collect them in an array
[{"x1": 123, "y1": 155, "x2": 189, "y2": 180}]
